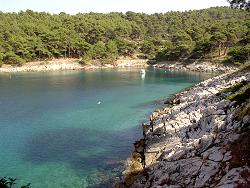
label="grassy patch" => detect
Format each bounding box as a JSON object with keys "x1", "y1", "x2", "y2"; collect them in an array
[
  {"x1": 235, "y1": 99, "x2": 250, "y2": 121},
  {"x1": 226, "y1": 83, "x2": 250, "y2": 105},
  {"x1": 222, "y1": 81, "x2": 248, "y2": 94},
  {"x1": 216, "y1": 80, "x2": 248, "y2": 98},
  {"x1": 237, "y1": 62, "x2": 250, "y2": 73}
]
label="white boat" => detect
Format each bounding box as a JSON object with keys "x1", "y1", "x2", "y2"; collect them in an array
[{"x1": 140, "y1": 69, "x2": 146, "y2": 74}]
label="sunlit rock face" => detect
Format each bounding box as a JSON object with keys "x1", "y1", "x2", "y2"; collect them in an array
[{"x1": 121, "y1": 69, "x2": 250, "y2": 188}]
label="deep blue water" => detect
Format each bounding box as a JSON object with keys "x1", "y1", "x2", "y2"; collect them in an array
[{"x1": 0, "y1": 68, "x2": 212, "y2": 187}]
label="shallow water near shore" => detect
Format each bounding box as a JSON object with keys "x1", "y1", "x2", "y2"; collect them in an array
[{"x1": 0, "y1": 68, "x2": 213, "y2": 187}]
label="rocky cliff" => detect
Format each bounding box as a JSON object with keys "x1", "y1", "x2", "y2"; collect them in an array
[{"x1": 119, "y1": 66, "x2": 250, "y2": 188}]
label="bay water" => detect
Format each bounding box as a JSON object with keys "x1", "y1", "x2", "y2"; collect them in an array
[{"x1": 0, "y1": 67, "x2": 212, "y2": 187}]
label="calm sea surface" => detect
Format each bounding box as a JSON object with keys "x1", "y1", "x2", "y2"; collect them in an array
[{"x1": 0, "y1": 67, "x2": 213, "y2": 187}]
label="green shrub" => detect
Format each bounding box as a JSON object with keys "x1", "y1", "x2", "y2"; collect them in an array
[
  {"x1": 0, "y1": 177, "x2": 30, "y2": 188},
  {"x1": 217, "y1": 80, "x2": 248, "y2": 97},
  {"x1": 4, "y1": 52, "x2": 25, "y2": 65},
  {"x1": 227, "y1": 83, "x2": 250, "y2": 104},
  {"x1": 223, "y1": 81, "x2": 248, "y2": 93},
  {"x1": 0, "y1": 52, "x2": 4, "y2": 67},
  {"x1": 238, "y1": 62, "x2": 250, "y2": 72},
  {"x1": 236, "y1": 100, "x2": 250, "y2": 120},
  {"x1": 228, "y1": 45, "x2": 250, "y2": 63}
]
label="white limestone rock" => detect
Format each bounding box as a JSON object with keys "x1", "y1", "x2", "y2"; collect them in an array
[
  {"x1": 216, "y1": 99, "x2": 230, "y2": 110},
  {"x1": 215, "y1": 167, "x2": 250, "y2": 188},
  {"x1": 222, "y1": 151, "x2": 232, "y2": 162},
  {"x1": 243, "y1": 115, "x2": 250, "y2": 124},
  {"x1": 194, "y1": 160, "x2": 220, "y2": 187},
  {"x1": 124, "y1": 71, "x2": 250, "y2": 188}
]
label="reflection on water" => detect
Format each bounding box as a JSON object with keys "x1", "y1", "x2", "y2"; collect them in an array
[{"x1": 141, "y1": 73, "x2": 145, "y2": 80}]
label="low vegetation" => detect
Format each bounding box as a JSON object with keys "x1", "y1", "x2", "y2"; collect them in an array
[
  {"x1": 0, "y1": 177, "x2": 30, "y2": 188},
  {"x1": 217, "y1": 74, "x2": 250, "y2": 122},
  {"x1": 226, "y1": 82, "x2": 250, "y2": 105},
  {"x1": 221, "y1": 80, "x2": 248, "y2": 94}
]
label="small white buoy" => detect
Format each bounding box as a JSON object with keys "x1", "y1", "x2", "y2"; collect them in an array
[
  {"x1": 97, "y1": 101, "x2": 101, "y2": 105},
  {"x1": 141, "y1": 73, "x2": 145, "y2": 79},
  {"x1": 140, "y1": 69, "x2": 146, "y2": 74}
]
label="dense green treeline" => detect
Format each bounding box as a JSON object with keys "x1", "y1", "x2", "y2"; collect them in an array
[{"x1": 0, "y1": 7, "x2": 249, "y2": 66}]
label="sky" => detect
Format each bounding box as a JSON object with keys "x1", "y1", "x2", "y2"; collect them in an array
[{"x1": 0, "y1": 0, "x2": 229, "y2": 14}]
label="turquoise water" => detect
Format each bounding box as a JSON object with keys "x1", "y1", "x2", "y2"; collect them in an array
[{"x1": 0, "y1": 68, "x2": 211, "y2": 187}]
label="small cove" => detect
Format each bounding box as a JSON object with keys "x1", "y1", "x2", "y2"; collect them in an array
[{"x1": 0, "y1": 67, "x2": 213, "y2": 187}]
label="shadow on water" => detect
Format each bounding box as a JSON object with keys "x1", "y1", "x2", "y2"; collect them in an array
[
  {"x1": 22, "y1": 127, "x2": 140, "y2": 187},
  {"x1": 24, "y1": 128, "x2": 124, "y2": 168},
  {"x1": 130, "y1": 99, "x2": 165, "y2": 110}
]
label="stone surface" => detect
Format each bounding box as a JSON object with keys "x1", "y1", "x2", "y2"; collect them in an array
[
  {"x1": 153, "y1": 62, "x2": 237, "y2": 73},
  {"x1": 121, "y1": 70, "x2": 250, "y2": 188}
]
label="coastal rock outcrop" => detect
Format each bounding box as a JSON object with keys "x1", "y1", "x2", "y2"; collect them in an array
[
  {"x1": 153, "y1": 61, "x2": 237, "y2": 73},
  {"x1": 119, "y1": 68, "x2": 250, "y2": 188},
  {"x1": 0, "y1": 58, "x2": 148, "y2": 73}
]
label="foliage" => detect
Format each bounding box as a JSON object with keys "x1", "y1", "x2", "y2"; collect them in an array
[
  {"x1": 0, "y1": 177, "x2": 30, "y2": 188},
  {"x1": 235, "y1": 99, "x2": 250, "y2": 120},
  {"x1": 0, "y1": 7, "x2": 249, "y2": 64},
  {"x1": 3, "y1": 52, "x2": 25, "y2": 65},
  {"x1": 238, "y1": 62, "x2": 250, "y2": 72},
  {"x1": 221, "y1": 80, "x2": 248, "y2": 93},
  {"x1": 227, "y1": 82, "x2": 250, "y2": 104},
  {"x1": 228, "y1": 44, "x2": 250, "y2": 62},
  {"x1": 0, "y1": 52, "x2": 4, "y2": 67}
]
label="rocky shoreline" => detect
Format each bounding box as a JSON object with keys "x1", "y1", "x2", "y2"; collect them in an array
[
  {"x1": 153, "y1": 61, "x2": 237, "y2": 73},
  {"x1": 119, "y1": 67, "x2": 250, "y2": 187},
  {"x1": 0, "y1": 58, "x2": 237, "y2": 73},
  {"x1": 0, "y1": 59, "x2": 148, "y2": 73}
]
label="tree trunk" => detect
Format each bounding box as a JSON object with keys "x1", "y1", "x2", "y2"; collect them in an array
[
  {"x1": 218, "y1": 43, "x2": 221, "y2": 56},
  {"x1": 224, "y1": 46, "x2": 228, "y2": 56},
  {"x1": 68, "y1": 46, "x2": 71, "y2": 58}
]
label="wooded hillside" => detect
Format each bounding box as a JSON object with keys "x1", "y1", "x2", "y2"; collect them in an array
[{"x1": 0, "y1": 7, "x2": 249, "y2": 65}]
